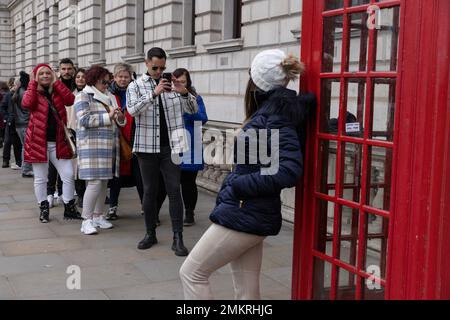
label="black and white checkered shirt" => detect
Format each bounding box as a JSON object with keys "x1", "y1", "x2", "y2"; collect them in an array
[{"x1": 126, "y1": 73, "x2": 198, "y2": 154}]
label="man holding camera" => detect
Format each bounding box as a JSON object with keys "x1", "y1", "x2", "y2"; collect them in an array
[{"x1": 127, "y1": 47, "x2": 198, "y2": 256}]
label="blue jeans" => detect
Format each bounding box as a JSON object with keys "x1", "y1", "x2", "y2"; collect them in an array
[{"x1": 16, "y1": 127, "x2": 33, "y2": 175}]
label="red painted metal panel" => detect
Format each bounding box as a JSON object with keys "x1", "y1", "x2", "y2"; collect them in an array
[
  {"x1": 294, "y1": 0, "x2": 449, "y2": 300},
  {"x1": 387, "y1": 0, "x2": 450, "y2": 300}
]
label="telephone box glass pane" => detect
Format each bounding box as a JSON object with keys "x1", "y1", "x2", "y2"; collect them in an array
[
  {"x1": 317, "y1": 140, "x2": 337, "y2": 196},
  {"x1": 322, "y1": 16, "x2": 343, "y2": 73},
  {"x1": 347, "y1": 12, "x2": 369, "y2": 72},
  {"x1": 312, "y1": 258, "x2": 332, "y2": 300},
  {"x1": 366, "y1": 146, "x2": 392, "y2": 211},
  {"x1": 365, "y1": 214, "x2": 389, "y2": 279},
  {"x1": 350, "y1": 0, "x2": 370, "y2": 6},
  {"x1": 336, "y1": 268, "x2": 357, "y2": 300},
  {"x1": 320, "y1": 79, "x2": 341, "y2": 134},
  {"x1": 341, "y1": 143, "x2": 364, "y2": 203},
  {"x1": 374, "y1": 7, "x2": 400, "y2": 71},
  {"x1": 315, "y1": 200, "x2": 335, "y2": 257},
  {"x1": 339, "y1": 205, "x2": 360, "y2": 266},
  {"x1": 324, "y1": 0, "x2": 344, "y2": 11},
  {"x1": 371, "y1": 79, "x2": 396, "y2": 141},
  {"x1": 344, "y1": 79, "x2": 366, "y2": 138}
]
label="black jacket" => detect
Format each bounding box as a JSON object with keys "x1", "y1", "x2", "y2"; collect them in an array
[{"x1": 210, "y1": 87, "x2": 316, "y2": 236}]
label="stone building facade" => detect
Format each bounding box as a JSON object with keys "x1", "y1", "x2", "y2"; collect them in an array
[{"x1": 0, "y1": 0, "x2": 302, "y2": 222}]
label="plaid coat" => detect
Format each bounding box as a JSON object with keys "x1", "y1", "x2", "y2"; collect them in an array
[
  {"x1": 126, "y1": 73, "x2": 198, "y2": 154},
  {"x1": 74, "y1": 86, "x2": 126, "y2": 180}
]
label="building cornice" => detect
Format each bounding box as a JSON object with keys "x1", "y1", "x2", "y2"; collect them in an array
[{"x1": 7, "y1": 0, "x2": 19, "y2": 10}]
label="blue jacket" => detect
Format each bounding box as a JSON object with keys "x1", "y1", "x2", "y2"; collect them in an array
[
  {"x1": 181, "y1": 95, "x2": 208, "y2": 171},
  {"x1": 210, "y1": 87, "x2": 315, "y2": 236}
]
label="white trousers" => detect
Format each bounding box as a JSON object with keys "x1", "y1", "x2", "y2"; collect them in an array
[
  {"x1": 179, "y1": 223, "x2": 266, "y2": 300},
  {"x1": 82, "y1": 180, "x2": 108, "y2": 220},
  {"x1": 32, "y1": 142, "x2": 75, "y2": 204}
]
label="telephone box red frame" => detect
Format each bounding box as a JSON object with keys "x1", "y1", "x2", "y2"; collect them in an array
[{"x1": 292, "y1": 0, "x2": 450, "y2": 300}]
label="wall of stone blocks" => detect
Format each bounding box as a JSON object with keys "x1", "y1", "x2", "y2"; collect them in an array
[{"x1": 1, "y1": 0, "x2": 302, "y2": 223}]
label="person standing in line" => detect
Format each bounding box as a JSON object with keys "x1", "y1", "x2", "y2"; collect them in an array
[
  {"x1": 156, "y1": 68, "x2": 208, "y2": 227},
  {"x1": 106, "y1": 63, "x2": 144, "y2": 221},
  {"x1": 0, "y1": 79, "x2": 23, "y2": 171},
  {"x1": 180, "y1": 50, "x2": 316, "y2": 299},
  {"x1": 47, "y1": 59, "x2": 77, "y2": 207},
  {"x1": 22, "y1": 64, "x2": 82, "y2": 223},
  {"x1": 74, "y1": 65, "x2": 126, "y2": 235},
  {"x1": 66, "y1": 68, "x2": 87, "y2": 208},
  {"x1": 12, "y1": 71, "x2": 33, "y2": 178},
  {"x1": 126, "y1": 47, "x2": 198, "y2": 256}
]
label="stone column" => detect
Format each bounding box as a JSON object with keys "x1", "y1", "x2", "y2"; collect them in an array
[
  {"x1": 36, "y1": 9, "x2": 49, "y2": 64},
  {"x1": 143, "y1": 0, "x2": 183, "y2": 63},
  {"x1": 58, "y1": 0, "x2": 78, "y2": 63},
  {"x1": 0, "y1": 5, "x2": 13, "y2": 80},
  {"x1": 48, "y1": 4, "x2": 59, "y2": 69},
  {"x1": 78, "y1": 0, "x2": 105, "y2": 68},
  {"x1": 24, "y1": 12, "x2": 36, "y2": 71}
]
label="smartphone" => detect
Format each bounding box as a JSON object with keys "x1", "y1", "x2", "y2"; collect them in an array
[{"x1": 162, "y1": 72, "x2": 172, "y2": 84}]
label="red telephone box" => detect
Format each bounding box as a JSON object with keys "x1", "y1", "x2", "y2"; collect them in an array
[{"x1": 292, "y1": 0, "x2": 450, "y2": 300}]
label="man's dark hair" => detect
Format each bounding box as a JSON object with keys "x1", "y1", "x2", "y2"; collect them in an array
[
  {"x1": 59, "y1": 58, "x2": 75, "y2": 66},
  {"x1": 147, "y1": 47, "x2": 167, "y2": 60}
]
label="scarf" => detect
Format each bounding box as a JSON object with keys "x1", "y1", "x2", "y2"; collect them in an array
[{"x1": 83, "y1": 85, "x2": 119, "y2": 110}]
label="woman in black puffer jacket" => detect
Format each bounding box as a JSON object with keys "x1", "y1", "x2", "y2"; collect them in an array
[{"x1": 180, "y1": 49, "x2": 315, "y2": 300}]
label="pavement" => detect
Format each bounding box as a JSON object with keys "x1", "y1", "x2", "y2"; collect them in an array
[{"x1": 0, "y1": 157, "x2": 295, "y2": 300}]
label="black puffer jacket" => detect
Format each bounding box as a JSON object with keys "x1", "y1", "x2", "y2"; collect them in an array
[{"x1": 210, "y1": 87, "x2": 315, "y2": 236}]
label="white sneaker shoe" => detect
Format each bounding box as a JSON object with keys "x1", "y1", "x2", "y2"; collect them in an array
[
  {"x1": 47, "y1": 195, "x2": 54, "y2": 208},
  {"x1": 11, "y1": 164, "x2": 21, "y2": 170},
  {"x1": 81, "y1": 219, "x2": 98, "y2": 235},
  {"x1": 93, "y1": 216, "x2": 114, "y2": 229}
]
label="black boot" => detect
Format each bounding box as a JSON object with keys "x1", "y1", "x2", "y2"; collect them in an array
[
  {"x1": 138, "y1": 231, "x2": 158, "y2": 250},
  {"x1": 2, "y1": 160, "x2": 9, "y2": 168},
  {"x1": 64, "y1": 199, "x2": 83, "y2": 220},
  {"x1": 184, "y1": 209, "x2": 195, "y2": 226},
  {"x1": 172, "y1": 232, "x2": 189, "y2": 257},
  {"x1": 39, "y1": 200, "x2": 50, "y2": 223}
]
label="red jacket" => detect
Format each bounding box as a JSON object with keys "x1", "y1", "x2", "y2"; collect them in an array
[{"x1": 22, "y1": 80, "x2": 75, "y2": 163}]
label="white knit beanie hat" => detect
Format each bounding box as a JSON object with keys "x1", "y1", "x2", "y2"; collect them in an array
[{"x1": 251, "y1": 49, "x2": 288, "y2": 92}]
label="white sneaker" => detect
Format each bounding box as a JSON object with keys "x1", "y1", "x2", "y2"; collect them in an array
[
  {"x1": 81, "y1": 219, "x2": 98, "y2": 235},
  {"x1": 11, "y1": 164, "x2": 21, "y2": 170},
  {"x1": 47, "y1": 195, "x2": 54, "y2": 208},
  {"x1": 92, "y1": 216, "x2": 114, "y2": 229},
  {"x1": 54, "y1": 196, "x2": 63, "y2": 207}
]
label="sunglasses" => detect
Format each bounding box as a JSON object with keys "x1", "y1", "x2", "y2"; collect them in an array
[
  {"x1": 101, "y1": 80, "x2": 111, "y2": 85},
  {"x1": 152, "y1": 65, "x2": 167, "y2": 72}
]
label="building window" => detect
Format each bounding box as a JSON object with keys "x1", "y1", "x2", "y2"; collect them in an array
[
  {"x1": 223, "y1": 0, "x2": 242, "y2": 40},
  {"x1": 183, "y1": 0, "x2": 195, "y2": 46}
]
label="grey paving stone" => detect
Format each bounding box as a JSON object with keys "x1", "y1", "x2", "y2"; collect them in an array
[
  {"x1": 104, "y1": 279, "x2": 184, "y2": 300},
  {"x1": 0, "y1": 209, "x2": 37, "y2": 220},
  {"x1": 9, "y1": 264, "x2": 150, "y2": 298},
  {"x1": 0, "y1": 196, "x2": 15, "y2": 205},
  {"x1": 133, "y1": 258, "x2": 186, "y2": 283},
  {"x1": 0, "y1": 226, "x2": 56, "y2": 243},
  {"x1": 262, "y1": 266, "x2": 293, "y2": 288},
  {"x1": 209, "y1": 273, "x2": 290, "y2": 300},
  {"x1": 23, "y1": 289, "x2": 110, "y2": 300},
  {"x1": 12, "y1": 194, "x2": 38, "y2": 203},
  {"x1": 0, "y1": 253, "x2": 70, "y2": 276},
  {"x1": 0, "y1": 237, "x2": 85, "y2": 257},
  {"x1": 59, "y1": 246, "x2": 150, "y2": 268},
  {"x1": 0, "y1": 276, "x2": 15, "y2": 300},
  {"x1": 0, "y1": 217, "x2": 43, "y2": 231}
]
